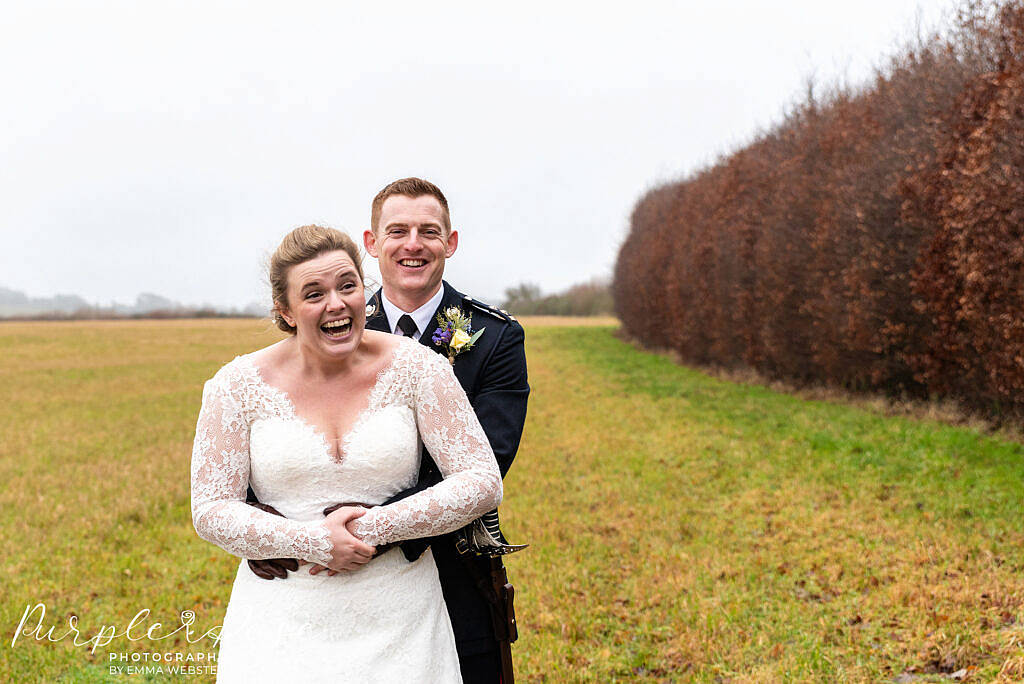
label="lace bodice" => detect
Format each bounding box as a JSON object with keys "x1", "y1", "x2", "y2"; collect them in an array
[{"x1": 190, "y1": 336, "x2": 502, "y2": 566}]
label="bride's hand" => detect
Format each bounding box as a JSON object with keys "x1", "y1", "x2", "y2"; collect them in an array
[{"x1": 312, "y1": 506, "x2": 376, "y2": 575}]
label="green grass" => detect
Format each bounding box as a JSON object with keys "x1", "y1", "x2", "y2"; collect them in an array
[
  {"x1": 514, "y1": 327, "x2": 1024, "y2": 682},
  {"x1": 3, "y1": 320, "x2": 1024, "y2": 682}
]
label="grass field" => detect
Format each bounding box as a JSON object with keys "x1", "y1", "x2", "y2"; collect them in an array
[{"x1": 3, "y1": 319, "x2": 1024, "y2": 682}]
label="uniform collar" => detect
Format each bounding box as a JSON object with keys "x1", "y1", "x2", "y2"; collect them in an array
[{"x1": 379, "y1": 286, "x2": 445, "y2": 340}]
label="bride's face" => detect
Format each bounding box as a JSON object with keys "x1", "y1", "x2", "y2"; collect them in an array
[{"x1": 278, "y1": 250, "x2": 366, "y2": 359}]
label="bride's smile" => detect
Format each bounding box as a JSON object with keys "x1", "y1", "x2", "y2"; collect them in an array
[{"x1": 320, "y1": 317, "x2": 352, "y2": 339}]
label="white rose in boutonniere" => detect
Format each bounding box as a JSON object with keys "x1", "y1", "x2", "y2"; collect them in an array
[{"x1": 431, "y1": 306, "x2": 485, "y2": 364}]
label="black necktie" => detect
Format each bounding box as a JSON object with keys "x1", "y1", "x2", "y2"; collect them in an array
[{"x1": 397, "y1": 314, "x2": 417, "y2": 338}]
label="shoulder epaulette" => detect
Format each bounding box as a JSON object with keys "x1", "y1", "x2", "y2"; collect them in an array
[{"x1": 462, "y1": 295, "x2": 517, "y2": 323}]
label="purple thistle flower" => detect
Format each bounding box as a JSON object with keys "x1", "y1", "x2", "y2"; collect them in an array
[{"x1": 432, "y1": 326, "x2": 453, "y2": 345}]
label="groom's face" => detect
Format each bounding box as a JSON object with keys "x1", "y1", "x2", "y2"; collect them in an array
[{"x1": 364, "y1": 194, "x2": 458, "y2": 304}]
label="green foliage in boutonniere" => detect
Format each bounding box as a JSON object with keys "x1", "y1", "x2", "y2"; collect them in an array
[{"x1": 431, "y1": 306, "x2": 485, "y2": 364}]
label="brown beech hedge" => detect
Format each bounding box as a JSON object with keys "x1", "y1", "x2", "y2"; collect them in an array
[{"x1": 614, "y1": 1, "x2": 1024, "y2": 419}]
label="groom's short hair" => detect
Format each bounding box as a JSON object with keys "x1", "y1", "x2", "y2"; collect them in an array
[{"x1": 371, "y1": 177, "x2": 451, "y2": 234}]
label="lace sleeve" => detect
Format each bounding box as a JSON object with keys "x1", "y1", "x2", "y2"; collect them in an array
[
  {"x1": 190, "y1": 365, "x2": 333, "y2": 565},
  {"x1": 352, "y1": 351, "x2": 503, "y2": 546}
]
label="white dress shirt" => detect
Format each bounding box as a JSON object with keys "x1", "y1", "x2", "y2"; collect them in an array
[{"x1": 380, "y1": 287, "x2": 445, "y2": 341}]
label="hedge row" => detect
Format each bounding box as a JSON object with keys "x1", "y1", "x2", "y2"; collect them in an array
[{"x1": 614, "y1": 1, "x2": 1024, "y2": 419}]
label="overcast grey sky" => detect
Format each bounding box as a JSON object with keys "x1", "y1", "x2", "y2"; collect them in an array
[{"x1": 1, "y1": 0, "x2": 956, "y2": 309}]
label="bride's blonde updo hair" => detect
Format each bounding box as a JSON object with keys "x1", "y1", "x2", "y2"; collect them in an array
[{"x1": 269, "y1": 224, "x2": 364, "y2": 334}]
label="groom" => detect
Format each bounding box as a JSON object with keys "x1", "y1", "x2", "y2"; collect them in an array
[
  {"x1": 363, "y1": 177, "x2": 529, "y2": 683},
  {"x1": 250, "y1": 177, "x2": 529, "y2": 683}
]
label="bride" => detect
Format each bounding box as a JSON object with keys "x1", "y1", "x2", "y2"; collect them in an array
[{"x1": 190, "y1": 225, "x2": 501, "y2": 682}]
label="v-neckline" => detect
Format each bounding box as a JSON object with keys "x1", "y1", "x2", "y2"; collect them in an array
[{"x1": 243, "y1": 341, "x2": 403, "y2": 464}]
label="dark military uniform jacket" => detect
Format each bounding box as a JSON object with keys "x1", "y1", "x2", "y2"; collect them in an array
[{"x1": 366, "y1": 280, "x2": 529, "y2": 657}]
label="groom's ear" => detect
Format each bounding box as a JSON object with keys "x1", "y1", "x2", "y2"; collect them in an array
[
  {"x1": 363, "y1": 229, "x2": 380, "y2": 258},
  {"x1": 444, "y1": 229, "x2": 458, "y2": 258}
]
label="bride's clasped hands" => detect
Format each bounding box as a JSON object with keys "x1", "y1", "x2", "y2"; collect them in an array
[{"x1": 318, "y1": 505, "x2": 375, "y2": 573}]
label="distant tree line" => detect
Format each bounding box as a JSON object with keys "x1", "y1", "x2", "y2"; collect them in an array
[
  {"x1": 502, "y1": 278, "x2": 613, "y2": 316},
  {"x1": 614, "y1": 0, "x2": 1024, "y2": 420},
  {"x1": 1, "y1": 308, "x2": 257, "y2": 322},
  {"x1": 0, "y1": 287, "x2": 265, "y2": 321}
]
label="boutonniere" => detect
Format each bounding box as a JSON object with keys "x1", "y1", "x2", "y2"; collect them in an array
[{"x1": 431, "y1": 306, "x2": 485, "y2": 364}]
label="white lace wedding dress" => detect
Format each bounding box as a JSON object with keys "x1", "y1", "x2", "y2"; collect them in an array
[{"x1": 190, "y1": 337, "x2": 502, "y2": 683}]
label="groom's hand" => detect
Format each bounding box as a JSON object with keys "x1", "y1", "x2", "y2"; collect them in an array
[{"x1": 245, "y1": 502, "x2": 300, "y2": 580}]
